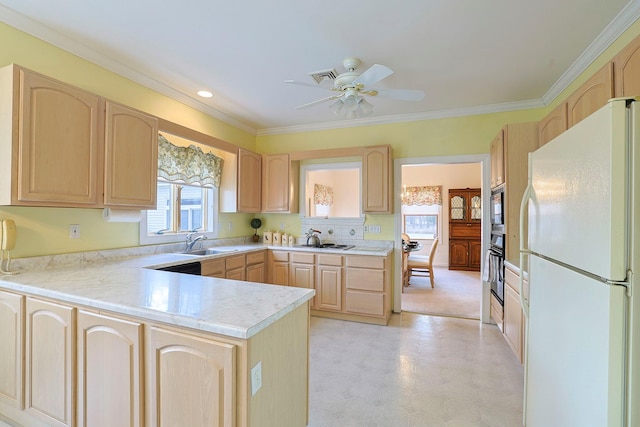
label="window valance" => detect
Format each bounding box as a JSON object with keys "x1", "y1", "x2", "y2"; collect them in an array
[
  {"x1": 157, "y1": 134, "x2": 224, "y2": 188},
  {"x1": 314, "y1": 184, "x2": 334, "y2": 206},
  {"x1": 401, "y1": 185, "x2": 442, "y2": 206}
]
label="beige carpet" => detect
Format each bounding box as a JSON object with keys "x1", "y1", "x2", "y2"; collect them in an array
[{"x1": 401, "y1": 266, "x2": 481, "y2": 319}]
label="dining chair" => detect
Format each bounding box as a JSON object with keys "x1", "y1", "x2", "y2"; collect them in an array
[{"x1": 407, "y1": 238, "x2": 439, "y2": 288}]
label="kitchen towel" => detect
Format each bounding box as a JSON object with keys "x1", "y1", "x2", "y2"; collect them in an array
[{"x1": 102, "y1": 208, "x2": 142, "y2": 223}]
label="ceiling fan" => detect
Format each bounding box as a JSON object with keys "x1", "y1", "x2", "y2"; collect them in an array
[{"x1": 284, "y1": 57, "x2": 425, "y2": 119}]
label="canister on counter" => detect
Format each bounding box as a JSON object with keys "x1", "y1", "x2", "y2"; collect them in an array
[
  {"x1": 287, "y1": 234, "x2": 295, "y2": 246},
  {"x1": 282, "y1": 233, "x2": 289, "y2": 246},
  {"x1": 263, "y1": 230, "x2": 273, "y2": 245},
  {"x1": 273, "y1": 231, "x2": 282, "y2": 245}
]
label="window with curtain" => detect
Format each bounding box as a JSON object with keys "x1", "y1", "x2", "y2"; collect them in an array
[
  {"x1": 401, "y1": 185, "x2": 442, "y2": 239},
  {"x1": 142, "y1": 134, "x2": 224, "y2": 242}
]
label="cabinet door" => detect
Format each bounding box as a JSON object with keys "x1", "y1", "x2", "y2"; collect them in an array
[
  {"x1": 566, "y1": 62, "x2": 614, "y2": 127},
  {"x1": 316, "y1": 265, "x2": 342, "y2": 311},
  {"x1": 290, "y1": 263, "x2": 315, "y2": 291},
  {"x1": 449, "y1": 240, "x2": 469, "y2": 269},
  {"x1": 245, "y1": 262, "x2": 265, "y2": 283},
  {"x1": 362, "y1": 145, "x2": 392, "y2": 213},
  {"x1": 18, "y1": 69, "x2": 101, "y2": 206},
  {"x1": 104, "y1": 101, "x2": 158, "y2": 208},
  {"x1": 77, "y1": 310, "x2": 143, "y2": 427},
  {"x1": 0, "y1": 291, "x2": 23, "y2": 409},
  {"x1": 490, "y1": 130, "x2": 504, "y2": 188},
  {"x1": 25, "y1": 298, "x2": 75, "y2": 427},
  {"x1": 147, "y1": 326, "x2": 236, "y2": 427},
  {"x1": 237, "y1": 148, "x2": 262, "y2": 213},
  {"x1": 504, "y1": 285, "x2": 523, "y2": 363},
  {"x1": 226, "y1": 267, "x2": 246, "y2": 281},
  {"x1": 449, "y1": 191, "x2": 468, "y2": 222},
  {"x1": 262, "y1": 153, "x2": 291, "y2": 212},
  {"x1": 614, "y1": 33, "x2": 640, "y2": 97},
  {"x1": 270, "y1": 261, "x2": 289, "y2": 286},
  {"x1": 468, "y1": 240, "x2": 483, "y2": 270},
  {"x1": 538, "y1": 102, "x2": 568, "y2": 147}
]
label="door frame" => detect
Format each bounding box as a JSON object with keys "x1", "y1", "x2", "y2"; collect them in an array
[{"x1": 393, "y1": 154, "x2": 492, "y2": 323}]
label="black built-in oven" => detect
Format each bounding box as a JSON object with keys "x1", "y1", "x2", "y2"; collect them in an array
[
  {"x1": 488, "y1": 232, "x2": 505, "y2": 305},
  {"x1": 490, "y1": 186, "x2": 504, "y2": 235}
]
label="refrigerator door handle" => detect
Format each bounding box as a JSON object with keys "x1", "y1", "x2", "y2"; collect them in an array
[{"x1": 519, "y1": 153, "x2": 534, "y2": 318}]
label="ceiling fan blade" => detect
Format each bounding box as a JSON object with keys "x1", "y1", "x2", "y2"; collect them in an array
[
  {"x1": 284, "y1": 80, "x2": 334, "y2": 90},
  {"x1": 372, "y1": 88, "x2": 425, "y2": 101},
  {"x1": 352, "y1": 64, "x2": 393, "y2": 87},
  {"x1": 295, "y1": 93, "x2": 344, "y2": 110}
]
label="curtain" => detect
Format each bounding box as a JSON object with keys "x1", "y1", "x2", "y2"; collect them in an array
[
  {"x1": 313, "y1": 183, "x2": 334, "y2": 206},
  {"x1": 401, "y1": 185, "x2": 442, "y2": 206},
  {"x1": 157, "y1": 134, "x2": 224, "y2": 188}
]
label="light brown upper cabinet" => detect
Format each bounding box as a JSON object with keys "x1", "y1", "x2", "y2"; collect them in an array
[
  {"x1": 362, "y1": 145, "x2": 392, "y2": 213},
  {"x1": 614, "y1": 33, "x2": 640, "y2": 97},
  {"x1": 538, "y1": 102, "x2": 568, "y2": 147},
  {"x1": 566, "y1": 62, "x2": 614, "y2": 128},
  {"x1": 262, "y1": 153, "x2": 299, "y2": 213},
  {"x1": 0, "y1": 64, "x2": 101, "y2": 207},
  {"x1": 104, "y1": 101, "x2": 158, "y2": 209},
  {"x1": 236, "y1": 148, "x2": 262, "y2": 213},
  {"x1": 490, "y1": 130, "x2": 505, "y2": 189},
  {"x1": 0, "y1": 64, "x2": 159, "y2": 209}
]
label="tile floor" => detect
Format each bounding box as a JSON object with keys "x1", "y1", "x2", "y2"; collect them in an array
[{"x1": 308, "y1": 312, "x2": 524, "y2": 427}]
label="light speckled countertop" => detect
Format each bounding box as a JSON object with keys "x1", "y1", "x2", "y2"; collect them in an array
[{"x1": 0, "y1": 242, "x2": 392, "y2": 339}]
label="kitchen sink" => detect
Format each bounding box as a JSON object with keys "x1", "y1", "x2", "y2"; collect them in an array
[{"x1": 180, "y1": 248, "x2": 239, "y2": 256}]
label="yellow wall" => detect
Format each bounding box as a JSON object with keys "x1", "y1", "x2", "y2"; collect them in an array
[{"x1": 2, "y1": 16, "x2": 640, "y2": 257}]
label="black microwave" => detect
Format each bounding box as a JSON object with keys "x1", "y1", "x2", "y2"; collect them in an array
[{"x1": 490, "y1": 187, "x2": 504, "y2": 232}]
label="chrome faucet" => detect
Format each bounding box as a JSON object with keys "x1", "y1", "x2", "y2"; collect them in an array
[{"x1": 185, "y1": 233, "x2": 207, "y2": 252}]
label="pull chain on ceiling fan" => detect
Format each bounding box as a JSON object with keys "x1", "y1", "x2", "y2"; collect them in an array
[{"x1": 285, "y1": 57, "x2": 425, "y2": 119}]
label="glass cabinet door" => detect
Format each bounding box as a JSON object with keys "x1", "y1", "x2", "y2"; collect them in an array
[
  {"x1": 450, "y1": 194, "x2": 466, "y2": 221},
  {"x1": 470, "y1": 194, "x2": 482, "y2": 221}
]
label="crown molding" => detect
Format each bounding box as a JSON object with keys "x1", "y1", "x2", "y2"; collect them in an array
[
  {"x1": 542, "y1": 0, "x2": 640, "y2": 105},
  {"x1": 257, "y1": 99, "x2": 545, "y2": 136}
]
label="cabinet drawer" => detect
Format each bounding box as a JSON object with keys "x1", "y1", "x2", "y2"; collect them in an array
[
  {"x1": 270, "y1": 251, "x2": 289, "y2": 262},
  {"x1": 450, "y1": 223, "x2": 481, "y2": 239},
  {"x1": 505, "y1": 266, "x2": 529, "y2": 300},
  {"x1": 345, "y1": 291, "x2": 384, "y2": 316},
  {"x1": 201, "y1": 259, "x2": 225, "y2": 276},
  {"x1": 246, "y1": 251, "x2": 265, "y2": 265},
  {"x1": 346, "y1": 255, "x2": 385, "y2": 269},
  {"x1": 317, "y1": 254, "x2": 343, "y2": 266},
  {"x1": 345, "y1": 268, "x2": 384, "y2": 292},
  {"x1": 291, "y1": 252, "x2": 315, "y2": 264},
  {"x1": 225, "y1": 254, "x2": 245, "y2": 271}
]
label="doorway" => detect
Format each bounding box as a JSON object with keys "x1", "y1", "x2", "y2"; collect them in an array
[{"x1": 393, "y1": 154, "x2": 492, "y2": 323}]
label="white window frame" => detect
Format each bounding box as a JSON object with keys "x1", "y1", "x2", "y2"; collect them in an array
[{"x1": 139, "y1": 181, "x2": 219, "y2": 245}]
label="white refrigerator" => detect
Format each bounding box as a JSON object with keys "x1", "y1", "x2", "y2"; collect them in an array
[{"x1": 520, "y1": 98, "x2": 639, "y2": 426}]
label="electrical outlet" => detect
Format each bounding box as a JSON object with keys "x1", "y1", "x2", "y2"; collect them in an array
[
  {"x1": 251, "y1": 361, "x2": 262, "y2": 395},
  {"x1": 69, "y1": 224, "x2": 80, "y2": 239},
  {"x1": 369, "y1": 225, "x2": 381, "y2": 233}
]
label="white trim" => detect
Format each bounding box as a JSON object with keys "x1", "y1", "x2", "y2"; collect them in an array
[{"x1": 394, "y1": 154, "x2": 492, "y2": 324}]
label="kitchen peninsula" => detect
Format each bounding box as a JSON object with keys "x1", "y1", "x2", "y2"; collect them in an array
[{"x1": 0, "y1": 250, "x2": 314, "y2": 427}]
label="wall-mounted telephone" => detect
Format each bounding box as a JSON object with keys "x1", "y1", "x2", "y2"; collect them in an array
[{"x1": 0, "y1": 219, "x2": 18, "y2": 275}]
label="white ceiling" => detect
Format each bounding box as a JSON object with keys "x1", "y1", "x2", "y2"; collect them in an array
[{"x1": 1, "y1": 0, "x2": 638, "y2": 135}]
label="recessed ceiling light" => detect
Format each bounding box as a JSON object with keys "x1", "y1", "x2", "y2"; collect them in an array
[{"x1": 197, "y1": 90, "x2": 213, "y2": 98}]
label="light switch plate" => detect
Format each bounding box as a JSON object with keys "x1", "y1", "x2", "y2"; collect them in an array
[{"x1": 251, "y1": 361, "x2": 262, "y2": 395}]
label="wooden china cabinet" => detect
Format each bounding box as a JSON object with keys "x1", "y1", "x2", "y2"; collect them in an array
[{"x1": 448, "y1": 188, "x2": 482, "y2": 271}]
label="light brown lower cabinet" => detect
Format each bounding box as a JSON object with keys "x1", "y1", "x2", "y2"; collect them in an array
[
  {"x1": 147, "y1": 326, "x2": 236, "y2": 427},
  {"x1": 77, "y1": 310, "x2": 143, "y2": 427},
  {"x1": 316, "y1": 254, "x2": 343, "y2": 312},
  {"x1": 25, "y1": 297, "x2": 75, "y2": 427},
  {"x1": 0, "y1": 290, "x2": 23, "y2": 409},
  {"x1": 503, "y1": 267, "x2": 528, "y2": 364},
  {"x1": 0, "y1": 293, "x2": 310, "y2": 427},
  {"x1": 201, "y1": 250, "x2": 266, "y2": 283}
]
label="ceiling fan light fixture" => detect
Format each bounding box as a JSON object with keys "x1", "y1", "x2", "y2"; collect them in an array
[
  {"x1": 329, "y1": 99, "x2": 345, "y2": 115},
  {"x1": 357, "y1": 98, "x2": 374, "y2": 116}
]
